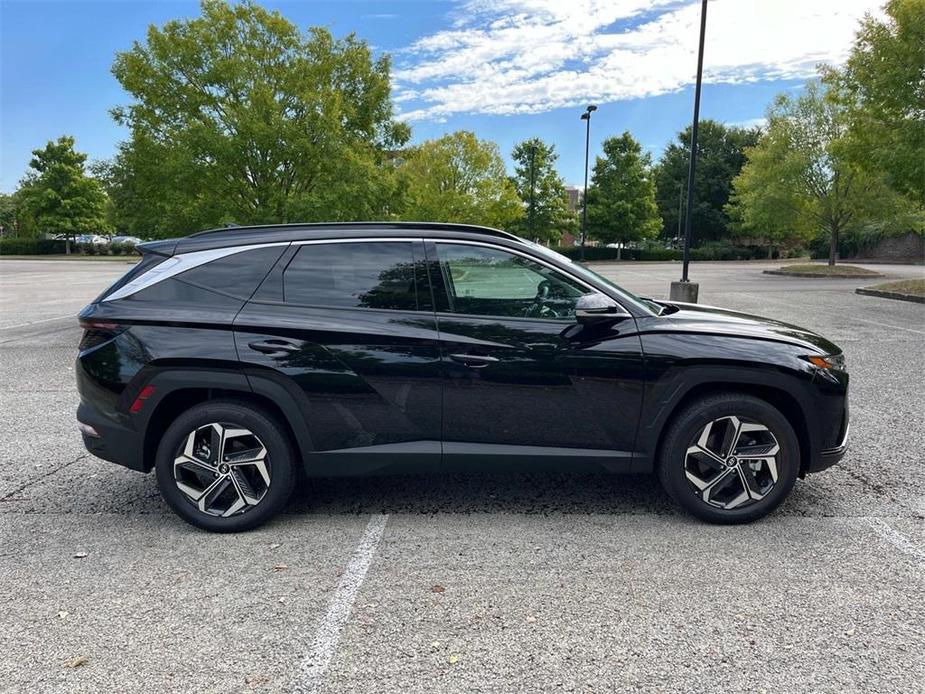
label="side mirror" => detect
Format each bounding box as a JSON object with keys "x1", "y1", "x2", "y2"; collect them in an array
[{"x1": 575, "y1": 293, "x2": 629, "y2": 324}]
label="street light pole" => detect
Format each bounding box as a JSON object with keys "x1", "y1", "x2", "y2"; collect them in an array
[
  {"x1": 528, "y1": 142, "x2": 537, "y2": 240},
  {"x1": 670, "y1": 0, "x2": 708, "y2": 304},
  {"x1": 579, "y1": 104, "x2": 597, "y2": 262}
]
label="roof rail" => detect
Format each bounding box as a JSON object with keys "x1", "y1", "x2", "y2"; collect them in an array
[{"x1": 188, "y1": 221, "x2": 519, "y2": 240}]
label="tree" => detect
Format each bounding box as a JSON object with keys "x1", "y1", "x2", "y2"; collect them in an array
[
  {"x1": 17, "y1": 136, "x2": 108, "y2": 252},
  {"x1": 109, "y1": 0, "x2": 409, "y2": 237},
  {"x1": 397, "y1": 131, "x2": 523, "y2": 229},
  {"x1": 585, "y1": 132, "x2": 661, "y2": 251},
  {"x1": 824, "y1": 0, "x2": 925, "y2": 205},
  {"x1": 510, "y1": 138, "x2": 574, "y2": 243},
  {"x1": 654, "y1": 120, "x2": 760, "y2": 243},
  {"x1": 727, "y1": 82, "x2": 906, "y2": 265}
]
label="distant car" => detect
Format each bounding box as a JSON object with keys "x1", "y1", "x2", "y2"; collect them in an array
[
  {"x1": 111, "y1": 236, "x2": 143, "y2": 246},
  {"x1": 76, "y1": 222, "x2": 849, "y2": 532},
  {"x1": 76, "y1": 234, "x2": 109, "y2": 245}
]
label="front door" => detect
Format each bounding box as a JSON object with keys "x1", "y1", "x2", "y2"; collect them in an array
[{"x1": 427, "y1": 240, "x2": 645, "y2": 470}]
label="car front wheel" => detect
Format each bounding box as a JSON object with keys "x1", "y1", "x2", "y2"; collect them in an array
[
  {"x1": 155, "y1": 400, "x2": 296, "y2": 532},
  {"x1": 658, "y1": 393, "x2": 800, "y2": 524}
]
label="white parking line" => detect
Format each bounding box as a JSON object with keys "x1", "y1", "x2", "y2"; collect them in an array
[
  {"x1": 852, "y1": 317, "x2": 925, "y2": 336},
  {"x1": 295, "y1": 514, "x2": 389, "y2": 693},
  {"x1": 865, "y1": 517, "x2": 925, "y2": 563}
]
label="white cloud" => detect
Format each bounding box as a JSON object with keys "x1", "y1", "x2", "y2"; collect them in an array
[{"x1": 395, "y1": 0, "x2": 882, "y2": 121}]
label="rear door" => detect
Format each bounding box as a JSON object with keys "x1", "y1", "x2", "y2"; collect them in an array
[
  {"x1": 234, "y1": 239, "x2": 442, "y2": 473},
  {"x1": 427, "y1": 240, "x2": 645, "y2": 470}
]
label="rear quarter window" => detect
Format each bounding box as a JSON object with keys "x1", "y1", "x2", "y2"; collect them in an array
[{"x1": 174, "y1": 245, "x2": 287, "y2": 299}]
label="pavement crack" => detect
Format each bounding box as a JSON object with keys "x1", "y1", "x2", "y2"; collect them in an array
[{"x1": 1, "y1": 454, "x2": 87, "y2": 501}]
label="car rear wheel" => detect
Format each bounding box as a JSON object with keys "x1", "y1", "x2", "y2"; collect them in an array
[
  {"x1": 657, "y1": 393, "x2": 799, "y2": 524},
  {"x1": 155, "y1": 400, "x2": 296, "y2": 532}
]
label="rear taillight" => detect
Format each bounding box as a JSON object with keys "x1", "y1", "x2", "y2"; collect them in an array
[{"x1": 78, "y1": 319, "x2": 126, "y2": 351}]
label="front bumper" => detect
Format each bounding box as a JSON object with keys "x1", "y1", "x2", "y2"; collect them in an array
[{"x1": 809, "y1": 423, "x2": 850, "y2": 473}]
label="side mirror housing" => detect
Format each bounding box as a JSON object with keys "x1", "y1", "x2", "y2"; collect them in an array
[{"x1": 575, "y1": 293, "x2": 630, "y2": 324}]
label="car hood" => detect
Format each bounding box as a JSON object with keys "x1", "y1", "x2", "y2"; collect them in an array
[{"x1": 658, "y1": 301, "x2": 841, "y2": 354}]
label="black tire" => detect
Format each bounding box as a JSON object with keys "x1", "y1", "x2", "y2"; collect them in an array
[
  {"x1": 657, "y1": 393, "x2": 799, "y2": 524},
  {"x1": 155, "y1": 399, "x2": 296, "y2": 532}
]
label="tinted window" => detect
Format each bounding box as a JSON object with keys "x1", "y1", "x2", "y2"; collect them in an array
[
  {"x1": 95, "y1": 252, "x2": 166, "y2": 302},
  {"x1": 284, "y1": 242, "x2": 418, "y2": 310},
  {"x1": 435, "y1": 243, "x2": 585, "y2": 320},
  {"x1": 177, "y1": 246, "x2": 287, "y2": 299}
]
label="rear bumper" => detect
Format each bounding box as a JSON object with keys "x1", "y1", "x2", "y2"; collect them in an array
[{"x1": 77, "y1": 401, "x2": 147, "y2": 472}]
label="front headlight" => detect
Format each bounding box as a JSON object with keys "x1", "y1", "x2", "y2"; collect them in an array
[{"x1": 806, "y1": 353, "x2": 847, "y2": 372}]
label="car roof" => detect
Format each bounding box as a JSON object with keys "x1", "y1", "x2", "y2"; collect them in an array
[{"x1": 134, "y1": 221, "x2": 524, "y2": 256}]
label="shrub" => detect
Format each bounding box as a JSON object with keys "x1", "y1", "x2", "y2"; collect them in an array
[{"x1": 0, "y1": 238, "x2": 67, "y2": 255}]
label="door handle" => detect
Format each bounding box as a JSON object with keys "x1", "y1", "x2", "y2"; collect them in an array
[
  {"x1": 449, "y1": 353, "x2": 500, "y2": 368},
  {"x1": 248, "y1": 339, "x2": 300, "y2": 356}
]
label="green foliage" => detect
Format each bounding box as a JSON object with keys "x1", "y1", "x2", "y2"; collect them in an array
[
  {"x1": 509, "y1": 138, "x2": 574, "y2": 243},
  {"x1": 16, "y1": 136, "x2": 109, "y2": 242},
  {"x1": 0, "y1": 238, "x2": 67, "y2": 255},
  {"x1": 585, "y1": 132, "x2": 661, "y2": 246},
  {"x1": 727, "y1": 82, "x2": 913, "y2": 265},
  {"x1": 551, "y1": 243, "x2": 777, "y2": 262},
  {"x1": 824, "y1": 0, "x2": 925, "y2": 205},
  {"x1": 397, "y1": 131, "x2": 523, "y2": 229},
  {"x1": 654, "y1": 120, "x2": 760, "y2": 242},
  {"x1": 108, "y1": 0, "x2": 408, "y2": 237}
]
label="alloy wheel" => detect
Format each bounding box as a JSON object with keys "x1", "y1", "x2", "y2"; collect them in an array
[
  {"x1": 173, "y1": 423, "x2": 271, "y2": 517},
  {"x1": 684, "y1": 416, "x2": 780, "y2": 510}
]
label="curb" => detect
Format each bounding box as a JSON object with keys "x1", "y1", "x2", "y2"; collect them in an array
[
  {"x1": 763, "y1": 269, "x2": 883, "y2": 279},
  {"x1": 855, "y1": 287, "x2": 925, "y2": 304}
]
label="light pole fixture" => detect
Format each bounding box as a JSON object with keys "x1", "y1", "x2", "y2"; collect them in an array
[
  {"x1": 579, "y1": 104, "x2": 597, "y2": 262},
  {"x1": 670, "y1": 0, "x2": 708, "y2": 304}
]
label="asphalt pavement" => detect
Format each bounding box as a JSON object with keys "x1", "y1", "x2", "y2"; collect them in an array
[{"x1": 0, "y1": 257, "x2": 923, "y2": 693}]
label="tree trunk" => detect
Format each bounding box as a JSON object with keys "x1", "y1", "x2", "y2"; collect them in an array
[
  {"x1": 828, "y1": 224, "x2": 838, "y2": 266},
  {"x1": 767, "y1": 240, "x2": 773, "y2": 260},
  {"x1": 65, "y1": 234, "x2": 71, "y2": 255}
]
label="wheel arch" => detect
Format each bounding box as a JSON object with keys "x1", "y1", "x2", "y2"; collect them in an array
[
  {"x1": 138, "y1": 371, "x2": 308, "y2": 472},
  {"x1": 650, "y1": 382, "x2": 813, "y2": 476}
]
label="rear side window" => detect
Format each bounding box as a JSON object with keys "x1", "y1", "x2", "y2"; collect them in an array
[
  {"x1": 283, "y1": 242, "x2": 418, "y2": 310},
  {"x1": 95, "y1": 252, "x2": 166, "y2": 302},
  {"x1": 176, "y1": 245, "x2": 287, "y2": 299}
]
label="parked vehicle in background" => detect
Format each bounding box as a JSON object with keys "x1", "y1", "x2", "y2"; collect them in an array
[
  {"x1": 75, "y1": 234, "x2": 109, "y2": 245},
  {"x1": 75, "y1": 222, "x2": 849, "y2": 532}
]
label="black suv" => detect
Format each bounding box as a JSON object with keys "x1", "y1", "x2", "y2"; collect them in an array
[{"x1": 76, "y1": 223, "x2": 849, "y2": 531}]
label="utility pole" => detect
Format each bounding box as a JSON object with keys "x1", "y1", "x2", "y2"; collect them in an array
[{"x1": 670, "y1": 0, "x2": 708, "y2": 304}]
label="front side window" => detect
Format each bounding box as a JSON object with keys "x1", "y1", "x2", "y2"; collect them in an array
[
  {"x1": 434, "y1": 243, "x2": 585, "y2": 320},
  {"x1": 283, "y1": 241, "x2": 419, "y2": 310}
]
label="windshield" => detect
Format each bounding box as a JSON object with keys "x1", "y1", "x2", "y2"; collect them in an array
[{"x1": 523, "y1": 241, "x2": 660, "y2": 316}]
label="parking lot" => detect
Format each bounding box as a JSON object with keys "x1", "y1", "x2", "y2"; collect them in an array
[{"x1": 1, "y1": 257, "x2": 923, "y2": 693}]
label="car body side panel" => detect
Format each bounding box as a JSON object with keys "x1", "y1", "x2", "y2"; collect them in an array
[{"x1": 233, "y1": 303, "x2": 444, "y2": 472}]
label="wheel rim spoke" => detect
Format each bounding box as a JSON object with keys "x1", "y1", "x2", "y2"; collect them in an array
[
  {"x1": 172, "y1": 422, "x2": 271, "y2": 518},
  {"x1": 684, "y1": 415, "x2": 780, "y2": 511}
]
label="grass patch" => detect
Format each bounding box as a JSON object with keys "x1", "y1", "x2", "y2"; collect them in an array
[
  {"x1": 775, "y1": 263, "x2": 881, "y2": 276},
  {"x1": 865, "y1": 279, "x2": 925, "y2": 297}
]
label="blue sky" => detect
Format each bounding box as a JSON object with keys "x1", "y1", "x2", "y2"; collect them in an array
[{"x1": 0, "y1": 0, "x2": 880, "y2": 193}]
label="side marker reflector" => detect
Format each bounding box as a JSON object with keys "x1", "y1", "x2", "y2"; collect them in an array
[{"x1": 130, "y1": 385, "x2": 156, "y2": 414}]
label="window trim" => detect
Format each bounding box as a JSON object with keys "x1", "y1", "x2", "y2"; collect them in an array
[
  {"x1": 429, "y1": 239, "x2": 608, "y2": 322},
  {"x1": 281, "y1": 238, "x2": 426, "y2": 313}
]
